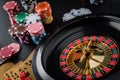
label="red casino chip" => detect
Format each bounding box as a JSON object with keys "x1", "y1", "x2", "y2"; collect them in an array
[
  {"x1": 9, "y1": 14, "x2": 17, "y2": 26},
  {"x1": 3, "y1": 1, "x2": 20, "y2": 14},
  {"x1": 3, "y1": 1, "x2": 17, "y2": 11},
  {"x1": 3, "y1": 1, "x2": 21, "y2": 26},
  {"x1": 0, "y1": 46, "x2": 13, "y2": 58},
  {"x1": 8, "y1": 43, "x2": 20, "y2": 55},
  {"x1": 0, "y1": 50, "x2": 5, "y2": 59},
  {"x1": 27, "y1": 22, "x2": 44, "y2": 36}
]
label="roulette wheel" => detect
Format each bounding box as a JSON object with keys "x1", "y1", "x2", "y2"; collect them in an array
[{"x1": 32, "y1": 15, "x2": 120, "y2": 80}]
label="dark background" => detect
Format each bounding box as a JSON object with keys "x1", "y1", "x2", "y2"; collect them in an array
[{"x1": 0, "y1": 0, "x2": 120, "y2": 80}]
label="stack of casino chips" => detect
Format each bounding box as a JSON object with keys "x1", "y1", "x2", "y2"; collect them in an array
[
  {"x1": 14, "y1": 12, "x2": 32, "y2": 44},
  {"x1": 35, "y1": 1, "x2": 53, "y2": 24},
  {"x1": 8, "y1": 24, "x2": 31, "y2": 44},
  {"x1": 19, "y1": 0, "x2": 37, "y2": 13},
  {"x1": 3, "y1": 1, "x2": 21, "y2": 26},
  {"x1": 27, "y1": 22, "x2": 46, "y2": 44},
  {"x1": 0, "y1": 43, "x2": 20, "y2": 65},
  {"x1": 3, "y1": 1, "x2": 53, "y2": 44},
  {"x1": 25, "y1": 13, "x2": 46, "y2": 44},
  {"x1": 3, "y1": 1, "x2": 31, "y2": 44},
  {"x1": 8, "y1": 25, "x2": 18, "y2": 39}
]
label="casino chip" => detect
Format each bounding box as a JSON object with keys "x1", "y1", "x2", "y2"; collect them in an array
[
  {"x1": 35, "y1": 1, "x2": 51, "y2": 18},
  {"x1": 63, "y1": 8, "x2": 92, "y2": 22},
  {"x1": 8, "y1": 43, "x2": 20, "y2": 55},
  {"x1": 15, "y1": 24, "x2": 31, "y2": 44},
  {"x1": 27, "y1": 22, "x2": 46, "y2": 44},
  {"x1": 20, "y1": 0, "x2": 37, "y2": 13},
  {"x1": 27, "y1": 22, "x2": 45, "y2": 37},
  {"x1": 0, "y1": 43, "x2": 20, "y2": 64},
  {"x1": 63, "y1": 12, "x2": 76, "y2": 22},
  {"x1": 90, "y1": 0, "x2": 103, "y2": 5},
  {"x1": 35, "y1": 1, "x2": 53, "y2": 24},
  {"x1": 77, "y1": 8, "x2": 92, "y2": 16},
  {"x1": 8, "y1": 24, "x2": 31, "y2": 44},
  {"x1": 0, "y1": 49, "x2": 7, "y2": 65},
  {"x1": 3, "y1": 1, "x2": 21, "y2": 26},
  {"x1": 15, "y1": 12, "x2": 28, "y2": 24},
  {"x1": 3, "y1": 1, "x2": 18, "y2": 11},
  {"x1": 25, "y1": 13, "x2": 41, "y2": 26},
  {"x1": 0, "y1": 51, "x2": 5, "y2": 59},
  {"x1": 8, "y1": 26, "x2": 18, "y2": 39},
  {"x1": 0, "y1": 46, "x2": 13, "y2": 58}
]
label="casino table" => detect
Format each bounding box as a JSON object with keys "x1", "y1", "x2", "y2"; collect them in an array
[{"x1": 0, "y1": 0, "x2": 120, "y2": 80}]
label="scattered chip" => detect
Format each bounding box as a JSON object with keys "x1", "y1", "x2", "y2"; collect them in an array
[
  {"x1": 63, "y1": 8, "x2": 92, "y2": 22},
  {"x1": 8, "y1": 43, "x2": 20, "y2": 55},
  {"x1": 0, "y1": 50, "x2": 8, "y2": 64},
  {"x1": 90, "y1": 0, "x2": 103, "y2": 5},
  {"x1": 0, "y1": 46, "x2": 13, "y2": 58},
  {"x1": 63, "y1": 12, "x2": 76, "y2": 22}
]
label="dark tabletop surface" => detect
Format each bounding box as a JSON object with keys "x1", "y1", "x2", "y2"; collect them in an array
[{"x1": 0, "y1": 0, "x2": 120, "y2": 80}]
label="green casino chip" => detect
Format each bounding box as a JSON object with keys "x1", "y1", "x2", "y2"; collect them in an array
[{"x1": 15, "y1": 12, "x2": 28, "y2": 24}]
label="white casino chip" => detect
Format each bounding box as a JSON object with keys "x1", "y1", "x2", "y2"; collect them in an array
[
  {"x1": 77, "y1": 8, "x2": 92, "y2": 16},
  {"x1": 90, "y1": 0, "x2": 103, "y2": 5},
  {"x1": 63, "y1": 8, "x2": 92, "y2": 22},
  {"x1": 63, "y1": 13, "x2": 76, "y2": 22},
  {"x1": 25, "y1": 13, "x2": 41, "y2": 26},
  {"x1": 70, "y1": 9, "x2": 79, "y2": 16}
]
